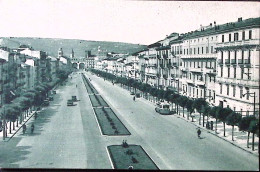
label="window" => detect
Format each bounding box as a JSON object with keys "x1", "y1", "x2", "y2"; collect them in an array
[
  {"x1": 227, "y1": 84, "x2": 229, "y2": 95},
  {"x1": 206, "y1": 47, "x2": 209, "y2": 53},
  {"x1": 211, "y1": 46, "x2": 213, "y2": 53},
  {"x1": 234, "y1": 51, "x2": 237, "y2": 60},
  {"x1": 234, "y1": 33, "x2": 239, "y2": 41},
  {"x1": 241, "y1": 67, "x2": 244, "y2": 79},
  {"x1": 229, "y1": 34, "x2": 232, "y2": 42},
  {"x1": 202, "y1": 47, "x2": 204, "y2": 54},
  {"x1": 242, "y1": 50, "x2": 244, "y2": 60},
  {"x1": 228, "y1": 51, "x2": 230, "y2": 60},
  {"x1": 184, "y1": 49, "x2": 185, "y2": 55},
  {"x1": 221, "y1": 51, "x2": 224, "y2": 62},
  {"x1": 249, "y1": 30, "x2": 252, "y2": 39},
  {"x1": 220, "y1": 84, "x2": 223, "y2": 94},
  {"x1": 198, "y1": 47, "x2": 199, "y2": 54},
  {"x1": 246, "y1": 88, "x2": 249, "y2": 100},
  {"x1": 242, "y1": 31, "x2": 245, "y2": 40},
  {"x1": 194, "y1": 48, "x2": 196, "y2": 54},
  {"x1": 222, "y1": 35, "x2": 225, "y2": 42},
  {"x1": 227, "y1": 67, "x2": 230, "y2": 78},
  {"x1": 187, "y1": 49, "x2": 189, "y2": 55},
  {"x1": 220, "y1": 67, "x2": 223, "y2": 77},
  {"x1": 240, "y1": 87, "x2": 243, "y2": 98},
  {"x1": 233, "y1": 85, "x2": 236, "y2": 97},
  {"x1": 234, "y1": 67, "x2": 236, "y2": 78}
]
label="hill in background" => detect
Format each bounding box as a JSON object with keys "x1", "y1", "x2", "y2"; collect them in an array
[{"x1": 0, "y1": 37, "x2": 147, "y2": 57}]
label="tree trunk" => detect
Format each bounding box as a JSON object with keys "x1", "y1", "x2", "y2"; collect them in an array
[
  {"x1": 252, "y1": 133, "x2": 255, "y2": 151},
  {"x1": 232, "y1": 125, "x2": 234, "y2": 141},
  {"x1": 202, "y1": 114, "x2": 205, "y2": 127},
  {"x1": 16, "y1": 118, "x2": 18, "y2": 127},
  {"x1": 183, "y1": 107, "x2": 185, "y2": 117},
  {"x1": 199, "y1": 112, "x2": 201, "y2": 125},
  {"x1": 9, "y1": 121, "x2": 11, "y2": 134},
  {"x1": 215, "y1": 118, "x2": 218, "y2": 133},
  {"x1": 13, "y1": 122, "x2": 15, "y2": 130},
  {"x1": 247, "y1": 132, "x2": 250, "y2": 148},
  {"x1": 223, "y1": 122, "x2": 226, "y2": 137},
  {"x1": 187, "y1": 111, "x2": 189, "y2": 120}
]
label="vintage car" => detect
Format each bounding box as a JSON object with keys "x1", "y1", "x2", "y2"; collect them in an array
[
  {"x1": 155, "y1": 101, "x2": 174, "y2": 115},
  {"x1": 67, "y1": 99, "x2": 74, "y2": 106}
]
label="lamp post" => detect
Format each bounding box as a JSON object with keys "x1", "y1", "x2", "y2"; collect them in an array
[{"x1": 243, "y1": 92, "x2": 256, "y2": 117}]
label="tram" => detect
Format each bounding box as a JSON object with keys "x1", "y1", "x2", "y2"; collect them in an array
[{"x1": 155, "y1": 101, "x2": 174, "y2": 115}]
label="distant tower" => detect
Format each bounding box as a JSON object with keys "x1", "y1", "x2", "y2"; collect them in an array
[
  {"x1": 70, "y1": 49, "x2": 74, "y2": 58},
  {"x1": 85, "y1": 50, "x2": 91, "y2": 58},
  {"x1": 58, "y1": 48, "x2": 63, "y2": 59}
]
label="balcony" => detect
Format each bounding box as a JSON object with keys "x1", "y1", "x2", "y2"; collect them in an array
[
  {"x1": 218, "y1": 59, "x2": 223, "y2": 65},
  {"x1": 238, "y1": 59, "x2": 243, "y2": 64},
  {"x1": 231, "y1": 59, "x2": 237, "y2": 64},
  {"x1": 244, "y1": 59, "x2": 251, "y2": 64},
  {"x1": 225, "y1": 59, "x2": 230, "y2": 65},
  {"x1": 195, "y1": 79, "x2": 205, "y2": 86}
]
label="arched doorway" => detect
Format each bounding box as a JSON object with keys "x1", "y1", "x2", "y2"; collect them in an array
[
  {"x1": 72, "y1": 63, "x2": 78, "y2": 69},
  {"x1": 79, "y1": 63, "x2": 85, "y2": 69}
]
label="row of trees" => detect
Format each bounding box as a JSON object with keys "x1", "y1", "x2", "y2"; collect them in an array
[
  {"x1": 1, "y1": 69, "x2": 70, "y2": 138},
  {"x1": 90, "y1": 69, "x2": 259, "y2": 151}
]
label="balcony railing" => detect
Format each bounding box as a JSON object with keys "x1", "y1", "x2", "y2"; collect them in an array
[
  {"x1": 231, "y1": 59, "x2": 237, "y2": 64},
  {"x1": 225, "y1": 59, "x2": 230, "y2": 64},
  {"x1": 244, "y1": 59, "x2": 250, "y2": 64},
  {"x1": 218, "y1": 59, "x2": 223, "y2": 64},
  {"x1": 238, "y1": 59, "x2": 243, "y2": 64}
]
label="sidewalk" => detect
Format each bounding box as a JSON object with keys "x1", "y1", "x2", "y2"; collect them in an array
[{"x1": 0, "y1": 110, "x2": 37, "y2": 142}]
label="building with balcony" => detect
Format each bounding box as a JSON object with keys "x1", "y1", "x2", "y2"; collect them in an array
[{"x1": 215, "y1": 17, "x2": 260, "y2": 116}]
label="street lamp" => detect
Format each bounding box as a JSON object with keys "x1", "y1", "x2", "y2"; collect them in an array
[{"x1": 243, "y1": 92, "x2": 256, "y2": 117}]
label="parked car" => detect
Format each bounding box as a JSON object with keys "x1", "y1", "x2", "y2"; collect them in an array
[
  {"x1": 135, "y1": 93, "x2": 141, "y2": 98},
  {"x1": 72, "y1": 96, "x2": 77, "y2": 102},
  {"x1": 130, "y1": 92, "x2": 135, "y2": 95},
  {"x1": 67, "y1": 100, "x2": 74, "y2": 106}
]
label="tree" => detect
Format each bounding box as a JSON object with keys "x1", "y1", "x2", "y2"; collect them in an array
[
  {"x1": 178, "y1": 96, "x2": 188, "y2": 117},
  {"x1": 248, "y1": 119, "x2": 259, "y2": 151},
  {"x1": 218, "y1": 107, "x2": 233, "y2": 137},
  {"x1": 226, "y1": 112, "x2": 242, "y2": 141},
  {"x1": 186, "y1": 99, "x2": 195, "y2": 120},
  {"x1": 209, "y1": 106, "x2": 222, "y2": 133},
  {"x1": 238, "y1": 115, "x2": 256, "y2": 148},
  {"x1": 5, "y1": 106, "x2": 17, "y2": 134},
  {"x1": 193, "y1": 98, "x2": 208, "y2": 126}
]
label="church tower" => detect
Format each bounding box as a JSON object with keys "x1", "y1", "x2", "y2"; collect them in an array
[
  {"x1": 70, "y1": 49, "x2": 74, "y2": 58},
  {"x1": 58, "y1": 48, "x2": 63, "y2": 59}
]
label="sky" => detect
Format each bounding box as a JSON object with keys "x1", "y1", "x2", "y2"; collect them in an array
[{"x1": 0, "y1": 0, "x2": 259, "y2": 45}]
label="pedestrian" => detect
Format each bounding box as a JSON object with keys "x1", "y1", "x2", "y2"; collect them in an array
[
  {"x1": 22, "y1": 124, "x2": 26, "y2": 134},
  {"x1": 197, "y1": 128, "x2": 201, "y2": 138},
  {"x1": 31, "y1": 124, "x2": 34, "y2": 134},
  {"x1": 133, "y1": 96, "x2": 135, "y2": 101},
  {"x1": 34, "y1": 112, "x2": 38, "y2": 119}
]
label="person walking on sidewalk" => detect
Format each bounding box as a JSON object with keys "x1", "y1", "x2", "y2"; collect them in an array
[
  {"x1": 133, "y1": 96, "x2": 135, "y2": 101},
  {"x1": 31, "y1": 123, "x2": 35, "y2": 134},
  {"x1": 197, "y1": 128, "x2": 201, "y2": 138},
  {"x1": 22, "y1": 124, "x2": 26, "y2": 134}
]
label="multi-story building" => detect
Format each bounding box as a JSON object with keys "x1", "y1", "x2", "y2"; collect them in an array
[
  {"x1": 145, "y1": 42, "x2": 161, "y2": 87},
  {"x1": 215, "y1": 17, "x2": 260, "y2": 116},
  {"x1": 180, "y1": 24, "x2": 218, "y2": 102}
]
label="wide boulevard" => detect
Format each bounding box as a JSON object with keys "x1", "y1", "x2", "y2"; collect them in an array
[{"x1": 0, "y1": 71, "x2": 258, "y2": 170}]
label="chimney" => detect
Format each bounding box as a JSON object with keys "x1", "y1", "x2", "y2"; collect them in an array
[
  {"x1": 214, "y1": 21, "x2": 216, "y2": 25},
  {"x1": 210, "y1": 23, "x2": 212, "y2": 27},
  {"x1": 238, "y1": 17, "x2": 242, "y2": 22}
]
